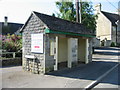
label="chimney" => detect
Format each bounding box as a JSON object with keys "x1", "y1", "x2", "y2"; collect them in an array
[
  {"x1": 4, "y1": 16, "x2": 8, "y2": 26},
  {"x1": 94, "y1": 3, "x2": 101, "y2": 14}
]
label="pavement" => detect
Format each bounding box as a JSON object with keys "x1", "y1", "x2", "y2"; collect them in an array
[{"x1": 1, "y1": 47, "x2": 119, "y2": 89}]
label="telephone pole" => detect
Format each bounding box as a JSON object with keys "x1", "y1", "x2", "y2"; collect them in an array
[
  {"x1": 76, "y1": 0, "x2": 82, "y2": 23},
  {"x1": 76, "y1": 0, "x2": 80, "y2": 22},
  {"x1": 80, "y1": 0, "x2": 82, "y2": 23}
]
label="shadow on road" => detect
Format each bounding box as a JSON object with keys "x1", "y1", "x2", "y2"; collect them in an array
[
  {"x1": 94, "y1": 47, "x2": 120, "y2": 51},
  {"x1": 47, "y1": 47, "x2": 120, "y2": 86},
  {"x1": 94, "y1": 47, "x2": 120, "y2": 56},
  {"x1": 94, "y1": 52, "x2": 120, "y2": 56},
  {"x1": 47, "y1": 61, "x2": 119, "y2": 86},
  {"x1": 93, "y1": 58, "x2": 118, "y2": 61},
  {"x1": 97, "y1": 64, "x2": 120, "y2": 86}
]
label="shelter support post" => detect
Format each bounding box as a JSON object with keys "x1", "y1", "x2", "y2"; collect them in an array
[
  {"x1": 85, "y1": 39, "x2": 89, "y2": 64},
  {"x1": 54, "y1": 36, "x2": 58, "y2": 71},
  {"x1": 68, "y1": 38, "x2": 78, "y2": 68}
]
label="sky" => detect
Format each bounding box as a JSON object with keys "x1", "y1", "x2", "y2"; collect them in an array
[{"x1": 0, "y1": 0, "x2": 119, "y2": 24}]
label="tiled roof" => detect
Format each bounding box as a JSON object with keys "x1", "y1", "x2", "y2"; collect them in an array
[
  {"x1": 0, "y1": 22, "x2": 23, "y2": 35},
  {"x1": 101, "y1": 11, "x2": 120, "y2": 26},
  {"x1": 33, "y1": 11, "x2": 94, "y2": 35}
]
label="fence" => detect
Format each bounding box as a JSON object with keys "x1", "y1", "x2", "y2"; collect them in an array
[
  {"x1": 0, "y1": 51, "x2": 22, "y2": 67},
  {"x1": 1, "y1": 51, "x2": 22, "y2": 58}
]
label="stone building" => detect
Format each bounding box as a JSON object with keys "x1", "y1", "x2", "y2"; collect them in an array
[
  {"x1": 20, "y1": 11, "x2": 95, "y2": 74},
  {"x1": 95, "y1": 3, "x2": 120, "y2": 46}
]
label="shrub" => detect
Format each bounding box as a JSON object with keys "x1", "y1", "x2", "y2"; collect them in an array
[
  {"x1": 110, "y1": 42, "x2": 115, "y2": 47},
  {"x1": 101, "y1": 41, "x2": 104, "y2": 46},
  {"x1": 1, "y1": 34, "x2": 22, "y2": 52}
]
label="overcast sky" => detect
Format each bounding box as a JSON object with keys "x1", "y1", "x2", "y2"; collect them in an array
[{"x1": 0, "y1": 0, "x2": 119, "y2": 24}]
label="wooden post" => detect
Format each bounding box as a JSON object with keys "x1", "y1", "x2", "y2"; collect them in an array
[{"x1": 13, "y1": 52, "x2": 15, "y2": 58}]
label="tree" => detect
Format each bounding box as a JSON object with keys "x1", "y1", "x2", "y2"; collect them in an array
[
  {"x1": 54, "y1": 1, "x2": 97, "y2": 31},
  {"x1": 55, "y1": 1, "x2": 76, "y2": 21}
]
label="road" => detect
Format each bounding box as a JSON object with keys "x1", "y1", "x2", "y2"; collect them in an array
[
  {"x1": 93, "y1": 65, "x2": 119, "y2": 89},
  {"x1": 0, "y1": 47, "x2": 119, "y2": 89},
  {"x1": 92, "y1": 47, "x2": 120, "y2": 89}
]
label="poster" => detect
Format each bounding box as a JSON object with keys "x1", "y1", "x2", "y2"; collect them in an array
[{"x1": 31, "y1": 33, "x2": 43, "y2": 53}]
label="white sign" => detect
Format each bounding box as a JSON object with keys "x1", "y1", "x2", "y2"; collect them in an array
[{"x1": 31, "y1": 33, "x2": 43, "y2": 53}]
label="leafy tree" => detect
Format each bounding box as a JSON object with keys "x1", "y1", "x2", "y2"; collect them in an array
[
  {"x1": 55, "y1": 1, "x2": 76, "y2": 21},
  {"x1": 54, "y1": 1, "x2": 97, "y2": 31}
]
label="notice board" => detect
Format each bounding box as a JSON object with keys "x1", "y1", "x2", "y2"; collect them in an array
[{"x1": 31, "y1": 33, "x2": 43, "y2": 53}]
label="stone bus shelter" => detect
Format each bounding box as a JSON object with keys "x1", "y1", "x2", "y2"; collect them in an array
[{"x1": 20, "y1": 11, "x2": 95, "y2": 74}]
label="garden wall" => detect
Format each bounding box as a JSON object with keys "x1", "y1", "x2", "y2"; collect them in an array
[{"x1": 2, "y1": 57, "x2": 22, "y2": 67}]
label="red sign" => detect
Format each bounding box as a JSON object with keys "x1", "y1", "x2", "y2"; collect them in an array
[{"x1": 34, "y1": 46, "x2": 40, "y2": 48}]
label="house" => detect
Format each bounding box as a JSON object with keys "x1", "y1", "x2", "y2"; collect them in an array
[
  {"x1": 0, "y1": 16, "x2": 23, "y2": 35},
  {"x1": 20, "y1": 11, "x2": 95, "y2": 74},
  {"x1": 95, "y1": 3, "x2": 120, "y2": 46}
]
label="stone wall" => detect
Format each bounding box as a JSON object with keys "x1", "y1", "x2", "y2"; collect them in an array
[
  {"x1": 2, "y1": 58, "x2": 22, "y2": 67},
  {"x1": 88, "y1": 38, "x2": 93, "y2": 62},
  {"x1": 111, "y1": 30, "x2": 120, "y2": 45},
  {"x1": 22, "y1": 13, "x2": 46, "y2": 74},
  {"x1": 117, "y1": 31, "x2": 120, "y2": 44},
  {"x1": 92, "y1": 38, "x2": 100, "y2": 47},
  {"x1": 111, "y1": 30, "x2": 117, "y2": 43},
  {"x1": 44, "y1": 34, "x2": 56, "y2": 73}
]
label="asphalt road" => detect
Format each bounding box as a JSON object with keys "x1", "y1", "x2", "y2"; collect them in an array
[
  {"x1": 93, "y1": 65, "x2": 119, "y2": 89},
  {"x1": 1, "y1": 47, "x2": 119, "y2": 89},
  {"x1": 92, "y1": 47, "x2": 120, "y2": 89}
]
